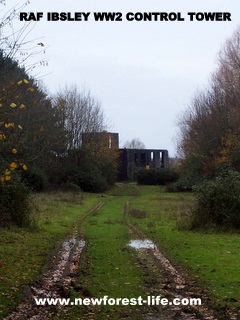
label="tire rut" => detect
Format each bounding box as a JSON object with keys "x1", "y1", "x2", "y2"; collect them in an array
[
  {"x1": 124, "y1": 201, "x2": 238, "y2": 320},
  {"x1": 2, "y1": 201, "x2": 105, "y2": 320}
]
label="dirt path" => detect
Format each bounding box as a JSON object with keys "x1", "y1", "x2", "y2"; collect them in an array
[
  {"x1": 2, "y1": 202, "x2": 105, "y2": 320},
  {"x1": 2, "y1": 197, "x2": 239, "y2": 320},
  {"x1": 124, "y1": 201, "x2": 238, "y2": 320}
]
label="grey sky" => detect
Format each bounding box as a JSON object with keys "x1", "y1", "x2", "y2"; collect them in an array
[{"x1": 9, "y1": 0, "x2": 240, "y2": 155}]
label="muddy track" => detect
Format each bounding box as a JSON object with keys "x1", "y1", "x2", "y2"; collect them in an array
[
  {"x1": 124, "y1": 201, "x2": 239, "y2": 320},
  {"x1": 3, "y1": 197, "x2": 239, "y2": 320},
  {"x1": 2, "y1": 201, "x2": 105, "y2": 320}
]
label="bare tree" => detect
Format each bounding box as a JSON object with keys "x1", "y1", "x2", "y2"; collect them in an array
[
  {"x1": 123, "y1": 138, "x2": 145, "y2": 149},
  {"x1": 52, "y1": 85, "x2": 108, "y2": 149},
  {"x1": 177, "y1": 26, "x2": 240, "y2": 176},
  {"x1": 0, "y1": 1, "x2": 48, "y2": 77}
]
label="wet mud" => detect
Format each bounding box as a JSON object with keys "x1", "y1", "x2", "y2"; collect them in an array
[
  {"x1": 124, "y1": 201, "x2": 239, "y2": 320},
  {"x1": 3, "y1": 199, "x2": 239, "y2": 320},
  {"x1": 3, "y1": 234, "x2": 85, "y2": 320}
]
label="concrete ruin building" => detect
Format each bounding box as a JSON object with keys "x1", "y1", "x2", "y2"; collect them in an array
[
  {"x1": 82, "y1": 132, "x2": 169, "y2": 181},
  {"x1": 118, "y1": 148, "x2": 169, "y2": 181}
]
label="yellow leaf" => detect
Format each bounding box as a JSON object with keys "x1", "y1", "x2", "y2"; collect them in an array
[
  {"x1": 5, "y1": 175, "x2": 11, "y2": 181},
  {"x1": 22, "y1": 164, "x2": 28, "y2": 171},
  {"x1": 10, "y1": 103, "x2": 17, "y2": 108},
  {"x1": 19, "y1": 104, "x2": 26, "y2": 109},
  {"x1": 0, "y1": 177, "x2": 5, "y2": 182},
  {"x1": 12, "y1": 148, "x2": 17, "y2": 154},
  {"x1": 5, "y1": 122, "x2": 15, "y2": 128},
  {"x1": 27, "y1": 87, "x2": 35, "y2": 92},
  {"x1": 18, "y1": 125, "x2": 23, "y2": 130},
  {"x1": 17, "y1": 80, "x2": 23, "y2": 85},
  {"x1": 0, "y1": 104, "x2": 3, "y2": 108},
  {"x1": 5, "y1": 169, "x2": 10, "y2": 175},
  {"x1": 10, "y1": 162, "x2": 18, "y2": 170},
  {"x1": 23, "y1": 79, "x2": 29, "y2": 84},
  {"x1": 0, "y1": 133, "x2": 6, "y2": 140}
]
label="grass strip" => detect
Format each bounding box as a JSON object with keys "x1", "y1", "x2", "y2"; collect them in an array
[
  {"x1": 67, "y1": 196, "x2": 147, "y2": 320},
  {"x1": 0, "y1": 192, "x2": 101, "y2": 317},
  {"x1": 128, "y1": 185, "x2": 240, "y2": 308}
]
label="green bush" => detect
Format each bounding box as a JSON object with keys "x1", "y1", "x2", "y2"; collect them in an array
[
  {"x1": 21, "y1": 167, "x2": 48, "y2": 192},
  {"x1": 189, "y1": 169, "x2": 240, "y2": 229},
  {"x1": 73, "y1": 170, "x2": 108, "y2": 193},
  {"x1": 60, "y1": 181, "x2": 82, "y2": 192},
  {"x1": 49, "y1": 162, "x2": 109, "y2": 193},
  {"x1": 136, "y1": 168, "x2": 178, "y2": 185},
  {"x1": 46, "y1": 145, "x2": 118, "y2": 193},
  {"x1": 0, "y1": 174, "x2": 33, "y2": 227},
  {"x1": 166, "y1": 175, "x2": 201, "y2": 192}
]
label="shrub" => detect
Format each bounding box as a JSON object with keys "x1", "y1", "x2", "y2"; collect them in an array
[
  {"x1": 21, "y1": 167, "x2": 48, "y2": 192},
  {"x1": 166, "y1": 175, "x2": 201, "y2": 192},
  {"x1": 136, "y1": 168, "x2": 178, "y2": 185},
  {"x1": 74, "y1": 170, "x2": 108, "y2": 193},
  {"x1": 60, "y1": 182, "x2": 82, "y2": 192},
  {"x1": 0, "y1": 173, "x2": 33, "y2": 227},
  {"x1": 188, "y1": 168, "x2": 240, "y2": 229},
  {"x1": 54, "y1": 163, "x2": 108, "y2": 193}
]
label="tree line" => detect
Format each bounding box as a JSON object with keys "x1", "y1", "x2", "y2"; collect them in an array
[
  {"x1": 177, "y1": 27, "x2": 240, "y2": 179},
  {"x1": 0, "y1": 50, "x2": 118, "y2": 226},
  {"x1": 0, "y1": 51, "x2": 118, "y2": 189},
  {"x1": 175, "y1": 27, "x2": 240, "y2": 230}
]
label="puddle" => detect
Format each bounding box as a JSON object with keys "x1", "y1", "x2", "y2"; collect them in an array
[
  {"x1": 128, "y1": 239, "x2": 185, "y2": 286},
  {"x1": 128, "y1": 239, "x2": 156, "y2": 249}
]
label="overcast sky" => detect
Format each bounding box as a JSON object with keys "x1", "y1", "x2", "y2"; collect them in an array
[{"x1": 7, "y1": 0, "x2": 240, "y2": 155}]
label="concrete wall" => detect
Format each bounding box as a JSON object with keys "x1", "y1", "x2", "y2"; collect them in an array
[{"x1": 118, "y1": 148, "x2": 169, "y2": 181}]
